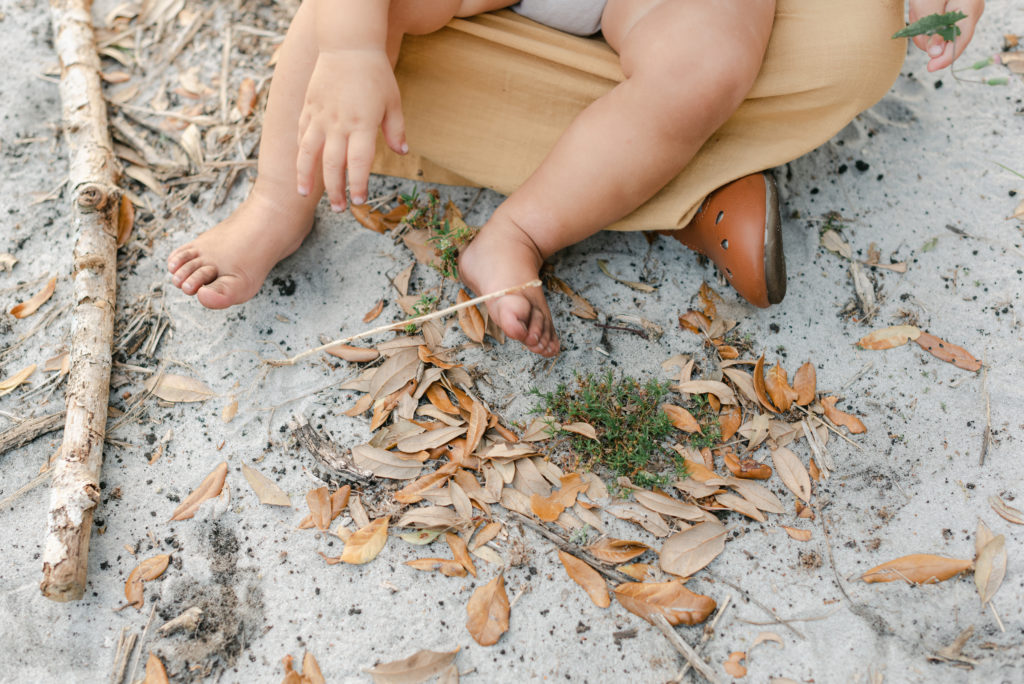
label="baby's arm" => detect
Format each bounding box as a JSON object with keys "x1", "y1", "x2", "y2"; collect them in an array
[
  {"x1": 907, "y1": 0, "x2": 985, "y2": 72},
  {"x1": 296, "y1": 0, "x2": 407, "y2": 210}
]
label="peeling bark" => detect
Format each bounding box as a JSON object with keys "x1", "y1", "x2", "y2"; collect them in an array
[{"x1": 40, "y1": 0, "x2": 119, "y2": 602}]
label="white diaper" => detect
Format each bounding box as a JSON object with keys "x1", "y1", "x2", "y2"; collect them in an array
[{"x1": 512, "y1": 0, "x2": 606, "y2": 36}]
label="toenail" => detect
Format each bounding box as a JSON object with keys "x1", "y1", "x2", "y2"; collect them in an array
[
  {"x1": 352, "y1": 195, "x2": 365, "y2": 205},
  {"x1": 331, "y1": 203, "x2": 343, "y2": 212}
]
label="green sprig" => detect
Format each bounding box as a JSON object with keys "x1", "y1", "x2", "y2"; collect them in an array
[{"x1": 892, "y1": 11, "x2": 967, "y2": 43}]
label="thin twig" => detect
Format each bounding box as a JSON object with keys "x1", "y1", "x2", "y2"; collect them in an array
[
  {"x1": 506, "y1": 511, "x2": 634, "y2": 583},
  {"x1": 269, "y1": 279, "x2": 541, "y2": 367},
  {"x1": 126, "y1": 604, "x2": 158, "y2": 684},
  {"x1": 705, "y1": 570, "x2": 805, "y2": 640},
  {"x1": 792, "y1": 404, "x2": 863, "y2": 451},
  {"x1": 674, "y1": 594, "x2": 732, "y2": 683},
  {"x1": 651, "y1": 614, "x2": 724, "y2": 684},
  {"x1": 979, "y1": 363, "x2": 991, "y2": 466},
  {"x1": 0, "y1": 471, "x2": 50, "y2": 510}
]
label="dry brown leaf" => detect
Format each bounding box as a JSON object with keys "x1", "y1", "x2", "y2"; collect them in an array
[
  {"x1": 0, "y1": 253, "x2": 16, "y2": 272},
  {"x1": 861, "y1": 554, "x2": 972, "y2": 584},
  {"x1": 456, "y1": 289, "x2": 486, "y2": 344},
  {"x1": 781, "y1": 526, "x2": 812, "y2": 542},
  {"x1": 914, "y1": 332, "x2": 982, "y2": 372},
  {"x1": 9, "y1": 276, "x2": 56, "y2": 318},
  {"x1": 771, "y1": 447, "x2": 811, "y2": 503},
  {"x1": 395, "y1": 426, "x2": 467, "y2": 453},
  {"x1": 363, "y1": 299, "x2": 385, "y2": 323},
  {"x1": 820, "y1": 396, "x2": 866, "y2": 434},
  {"x1": 306, "y1": 486, "x2": 332, "y2": 530},
  {"x1": 724, "y1": 478, "x2": 786, "y2": 515},
  {"x1": 634, "y1": 490, "x2": 705, "y2": 521},
  {"x1": 241, "y1": 464, "x2": 290, "y2": 507},
  {"x1": 465, "y1": 574, "x2": 510, "y2": 646},
  {"x1": 341, "y1": 517, "x2": 390, "y2": 565},
  {"x1": 752, "y1": 355, "x2": 778, "y2": 413},
  {"x1": 558, "y1": 550, "x2": 610, "y2": 608},
  {"x1": 719, "y1": 405, "x2": 742, "y2": 442},
  {"x1": 352, "y1": 444, "x2": 423, "y2": 479},
  {"x1": 562, "y1": 422, "x2": 598, "y2": 440},
  {"x1": 662, "y1": 404, "x2": 700, "y2": 433},
  {"x1": 585, "y1": 537, "x2": 650, "y2": 564},
  {"x1": 117, "y1": 194, "x2": 135, "y2": 247},
  {"x1": 989, "y1": 495, "x2": 1024, "y2": 525},
  {"x1": 530, "y1": 492, "x2": 566, "y2": 522},
  {"x1": 464, "y1": 400, "x2": 489, "y2": 456},
  {"x1": 281, "y1": 654, "x2": 301, "y2": 684},
  {"x1": 395, "y1": 465, "x2": 458, "y2": 504},
  {"x1": 659, "y1": 520, "x2": 727, "y2": 578},
  {"x1": 975, "y1": 535, "x2": 1006, "y2": 604},
  {"x1": 143, "y1": 653, "x2": 169, "y2": 684},
  {"x1": 301, "y1": 652, "x2": 325, "y2": 684},
  {"x1": 236, "y1": 77, "x2": 257, "y2": 117},
  {"x1": 764, "y1": 363, "x2": 798, "y2": 413},
  {"x1": 350, "y1": 204, "x2": 390, "y2": 234},
  {"x1": 613, "y1": 581, "x2": 716, "y2": 626},
  {"x1": 617, "y1": 563, "x2": 651, "y2": 581},
  {"x1": 425, "y1": 384, "x2": 460, "y2": 414},
  {"x1": 221, "y1": 396, "x2": 238, "y2": 423},
  {"x1": 752, "y1": 632, "x2": 784, "y2": 650},
  {"x1": 405, "y1": 557, "x2": 467, "y2": 577},
  {"x1": 723, "y1": 652, "x2": 747, "y2": 678},
  {"x1": 793, "y1": 362, "x2": 816, "y2": 405},
  {"x1": 471, "y1": 522, "x2": 502, "y2": 551},
  {"x1": 975, "y1": 519, "x2": 995, "y2": 558},
  {"x1": 364, "y1": 648, "x2": 460, "y2": 684},
  {"x1": 170, "y1": 462, "x2": 227, "y2": 521},
  {"x1": 856, "y1": 325, "x2": 921, "y2": 350},
  {"x1": 325, "y1": 344, "x2": 380, "y2": 363},
  {"x1": 547, "y1": 274, "x2": 598, "y2": 320},
  {"x1": 447, "y1": 532, "x2": 477, "y2": 577},
  {"x1": 125, "y1": 554, "x2": 171, "y2": 609},
  {"x1": 675, "y1": 380, "x2": 737, "y2": 405},
  {"x1": 0, "y1": 364, "x2": 36, "y2": 397},
  {"x1": 397, "y1": 505, "x2": 462, "y2": 530},
  {"x1": 715, "y1": 492, "x2": 765, "y2": 522},
  {"x1": 723, "y1": 453, "x2": 772, "y2": 480},
  {"x1": 606, "y1": 503, "x2": 670, "y2": 537},
  {"x1": 369, "y1": 347, "x2": 419, "y2": 400},
  {"x1": 145, "y1": 373, "x2": 216, "y2": 403}
]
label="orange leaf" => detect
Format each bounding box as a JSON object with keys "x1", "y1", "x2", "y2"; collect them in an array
[
  {"x1": 10, "y1": 276, "x2": 56, "y2": 318},
  {"x1": 585, "y1": 537, "x2": 651, "y2": 564},
  {"x1": 143, "y1": 653, "x2": 169, "y2": 684},
  {"x1": 362, "y1": 299, "x2": 385, "y2": 323},
  {"x1": 350, "y1": 204, "x2": 389, "y2": 233},
  {"x1": 117, "y1": 194, "x2": 135, "y2": 247},
  {"x1": 236, "y1": 77, "x2": 257, "y2": 117},
  {"x1": 659, "y1": 521, "x2": 728, "y2": 578},
  {"x1": 914, "y1": 332, "x2": 982, "y2": 372},
  {"x1": 306, "y1": 486, "x2": 332, "y2": 530},
  {"x1": 324, "y1": 344, "x2": 379, "y2": 363},
  {"x1": 723, "y1": 651, "x2": 747, "y2": 678},
  {"x1": 405, "y1": 557, "x2": 467, "y2": 577},
  {"x1": 613, "y1": 581, "x2": 716, "y2": 626},
  {"x1": 466, "y1": 574, "x2": 510, "y2": 646},
  {"x1": 781, "y1": 526, "x2": 812, "y2": 542},
  {"x1": 718, "y1": 405, "x2": 741, "y2": 442},
  {"x1": 425, "y1": 384, "x2": 460, "y2": 414},
  {"x1": 764, "y1": 363, "x2": 798, "y2": 412},
  {"x1": 456, "y1": 289, "x2": 486, "y2": 344},
  {"x1": 752, "y1": 355, "x2": 778, "y2": 413},
  {"x1": 820, "y1": 396, "x2": 866, "y2": 434},
  {"x1": 861, "y1": 554, "x2": 972, "y2": 584},
  {"x1": 530, "y1": 492, "x2": 566, "y2": 522},
  {"x1": 125, "y1": 554, "x2": 171, "y2": 609},
  {"x1": 557, "y1": 550, "x2": 610, "y2": 608},
  {"x1": 447, "y1": 532, "x2": 477, "y2": 577},
  {"x1": 341, "y1": 517, "x2": 390, "y2": 565},
  {"x1": 856, "y1": 325, "x2": 921, "y2": 350},
  {"x1": 793, "y1": 362, "x2": 816, "y2": 405},
  {"x1": 170, "y1": 462, "x2": 227, "y2": 521},
  {"x1": 617, "y1": 563, "x2": 652, "y2": 581},
  {"x1": 662, "y1": 404, "x2": 700, "y2": 433},
  {"x1": 302, "y1": 652, "x2": 326, "y2": 684},
  {"x1": 723, "y1": 452, "x2": 772, "y2": 480},
  {"x1": 771, "y1": 447, "x2": 811, "y2": 503}
]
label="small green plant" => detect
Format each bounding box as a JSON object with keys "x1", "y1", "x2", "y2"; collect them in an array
[
  {"x1": 403, "y1": 292, "x2": 439, "y2": 333},
  {"x1": 569, "y1": 525, "x2": 593, "y2": 546},
  {"x1": 428, "y1": 215, "x2": 476, "y2": 279},
  {"x1": 532, "y1": 372, "x2": 680, "y2": 488},
  {"x1": 892, "y1": 11, "x2": 966, "y2": 42},
  {"x1": 686, "y1": 394, "x2": 722, "y2": 451}
]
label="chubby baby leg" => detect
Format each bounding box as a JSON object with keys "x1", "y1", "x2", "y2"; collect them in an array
[{"x1": 459, "y1": 0, "x2": 775, "y2": 355}]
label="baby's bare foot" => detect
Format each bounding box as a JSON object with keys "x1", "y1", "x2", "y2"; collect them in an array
[
  {"x1": 167, "y1": 188, "x2": 314, "y2": 309},
  {"x1": 458, "y1": 216, "x2": 559, "y2": 357}
]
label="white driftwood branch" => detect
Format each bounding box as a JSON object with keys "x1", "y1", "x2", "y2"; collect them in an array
[{"x1": 40, "y1": 0, "x2": 120, "y2": 602}]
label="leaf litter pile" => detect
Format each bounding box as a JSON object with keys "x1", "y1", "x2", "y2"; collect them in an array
[{"x1": 3, "y1": 2, "x2": 1020, "y2": 681}]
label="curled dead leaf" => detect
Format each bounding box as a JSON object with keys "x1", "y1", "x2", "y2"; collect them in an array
[
  {"x1": 764, "y1": 363, "x2": 798, "y2": 412},
  {"x1": 723, "y1": 652, "x2": 747, "y2": 678},
  {"x1": 405, "y1": 558, "x2": 467, "y2": 577},
  {"x1": 447, "y1": 532, "x2": 477, "y2": 577},
  {"x1": 530, "y1": 492, "x2": 566, "y2": 522},
  {"x1": 793, "y1": 362, "x2": 816, "y2": 405},
  {"x1": 306, "y1": 486, "x2": 332, "y2": 530},
  {"x1": 241, "y1": 464, "x2": 291, "y2": 507},
  {"x1": 341, "y1": 517, "x2": 390, "y2": 565},
  {"x1": 236, "y1": 77, "x2": 257, "y2": 117},
  {"x1": 914, "y1": 332, "x2": 982, "y2": 372},
  {"x1": 562, "y1": 421, "x2": 598, "y2": 440},
  {"x1": 820, "y1": 396, "x2": 866, "y2": 434},
  {"x1": 861, "y1": 554, "x2": 972, "y2": 584},
  {"x1": 781, "y1": 526, "x2": 812, "y2": 542},
  {"x1": 856, "y1": 325, "x2": 921, "y2": 350},
  {"x1": 659, "y1": 521, "x2": 727, "y2": 578},
  {"x1": 125, "y1": 554, "x2": 171, "y2": 609},
  {"x1": 143, "y1": 653, "x2": 169, "y2": 684},
  {"x1": 10, "y1": 276, "x2": 56, "y2": 318},
  {"x1": 989, "y1": 495, "x2": 1024, "y2": 525},
  {"x1": 170, "y1": 462, "x2": 227, "y2": 521},
  {"x1": 718, "y1": 405, "x2": 742, "y2": 442},
  {"x1": 0, "y1": 364, "x2": 36, "y2": 397},
  {"x1": 613, "y1": 581, "x2": 716, "y2": 626},
  {"x1": 364, "y1": 648, "x2": 460, "y2": 684},
  {"x1": 585, "y1": 537, "x2": 650, "y2": 564},
  {"x1": 326, "y1": 343, "x2": 380, "y2": 363},
  {"x1": 456, "y1": 289, "x2": 486, "y2": 344},
  {"x1": 466, "y1": 574, "x2": 510, "y2": 646},
  {"x1": 145, "y1": 373, "x2": 217, "y2": 403},
  {"x1": 723, "y1": 452, "x2": 772, "y2": 480},
  {"x1": 975, "y1": 535, "x2": 1006, "y2": 605},
  {"x1": 771, "y1": 448, "x2": 811, "y2": 503},
  {"x1": 752, "y1": 355, "x2": 778, "y2": 413},
  {"x1": 558, "y1": 550, "x2": 610, "y2": 608},
  {"x1": 662, "y1": 404, "x2": 700, "y2": 433}
]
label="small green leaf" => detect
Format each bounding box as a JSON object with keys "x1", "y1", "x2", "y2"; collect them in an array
[
  {"x1": 892, "y1": 11, "x2": 967, "y2": 41},
  {"x1": 969, "y1": 57, "x2": 994, "y2": 70},
  {"x1": 986, "y1": 77, "x2": 1009, "y2": 86},
  {"x1": 921, "y1": 237, "x2": 939, "y2": 253}
]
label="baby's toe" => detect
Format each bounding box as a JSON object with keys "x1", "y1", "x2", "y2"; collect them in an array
[
  {"x1": 168, "y1": 245, "x2": 198, "y2": 272},
  {"x1": 181, "y1": 264, "x2": 217, "y2": 295},
  {"x1": 171, "y1": 257, "x2": 204, "y2": 288}
]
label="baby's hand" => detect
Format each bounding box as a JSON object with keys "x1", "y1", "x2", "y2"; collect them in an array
[
  {"x1": 296, "y1": 49, "x2": 407, "y2": 210},
  {"x1": 907, "y1": 0, "x2": 985, "y2": 72}
]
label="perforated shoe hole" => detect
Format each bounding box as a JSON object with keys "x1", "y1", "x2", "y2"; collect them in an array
[
  {"x1": 715, "y1": 210, "x2": 725, "y2": 224},
  {"x1": 725, "y1": 267, "x2": 733, "y2": 278},
  {"x1": 721, "y1": 239, "x2": 729, "y2": 250}
]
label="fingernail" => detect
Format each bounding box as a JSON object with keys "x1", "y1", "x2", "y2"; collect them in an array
[
  {"x1": 400, "y1": 142, "x2": 409, "y2": 154},
  {"x1": 297, "y1": 186, "x2": 309, "y2": 197},
  {"x1": 929, "y1": 43, "x2": 944, "y2": 56}
]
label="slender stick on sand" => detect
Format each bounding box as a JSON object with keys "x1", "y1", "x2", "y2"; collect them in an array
[
  {"x1": 269, "y1": 279, "x2": 542, "y2": 367},
  {"x1": 40, "y1": 0, "x2": 121, "y2": 601}
]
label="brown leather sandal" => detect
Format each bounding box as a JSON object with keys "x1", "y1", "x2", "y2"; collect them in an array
[{"x1": 662, "y1": 173, "x2": 785, "y2": 308}]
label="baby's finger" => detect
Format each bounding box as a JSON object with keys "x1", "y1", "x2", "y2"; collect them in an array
[
  {"x1": 382, "y1": 99, "x2": 408, "y2": 156},
  {"x1": 296, "y1": 126, "x2": 325, "y2": 197},
  {"x1": 345, "y1": 131, "x2": 376, "y2": 206},
  {"x1": 322, "y1": 135, "x2": 348, "y2": 212}
]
